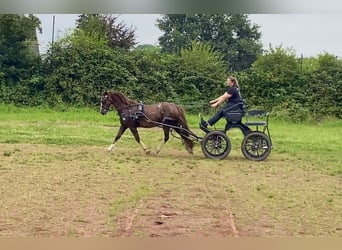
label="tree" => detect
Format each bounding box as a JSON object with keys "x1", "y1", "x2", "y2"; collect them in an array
[
  {"x1": 180, "y1": 41, "x2": 226, "y2": 79},
  {"x1": 177, "y1": 41, "x2": 227, "y2": 102},
  {"x1": 0, "y1": 14, "x2": 41, "y2": 76},
  {"x1": 135, "y1": 44, "x2": 157, "y2": 51},
  {"x1": 303, "y1": 53, "x2": 342, "y2": 118},
  {"x1": 130, "y1": 48, "x2": 177, "y2": 103},
  {"x1": 0, "y1": 14, "x2": 42, "y2": 104},
  {"x1": 157, "y1": 14, "x2": 262, "y2": 71},
  {"x1": 75, "y1": 14, "x2": 136, "y2": 50},
  {"x1": 238, "y1": 46, "x2": 302, "y2": 112},
  {"x1": 41, "y1": 29, "x2": 138, "y2": 107}
]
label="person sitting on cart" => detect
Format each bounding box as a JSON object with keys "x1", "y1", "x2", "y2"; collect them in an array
[{"x1": 201, "y1": 75, "x2": 244, "y2": 128}]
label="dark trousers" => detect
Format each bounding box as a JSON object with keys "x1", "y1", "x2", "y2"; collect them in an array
[
  {"x1": 207, "y1": 109, "x2": 225, "y2": 126},
  {"x1": 207, "y1": 103, "x2": 241, "y2": 126}
]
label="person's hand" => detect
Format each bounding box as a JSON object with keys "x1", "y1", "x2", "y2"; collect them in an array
[{"x1": 211, "y1": 102, "x2": 218, "y2": 108}]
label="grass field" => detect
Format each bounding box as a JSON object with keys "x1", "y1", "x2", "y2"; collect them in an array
[{"x1": 0, "y1": 105, "x2": 341, "y2": 236}]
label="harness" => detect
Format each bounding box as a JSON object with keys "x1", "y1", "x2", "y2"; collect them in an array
[
  {"x1": 121, "y1": 101, "x2": 144, "y2": 123},
  {"x1": 121, "y1": 101, "x2": 177, "y2": 125},
  {"x1": 158, "y1": 103, "x2": 177, "y2": 124}
]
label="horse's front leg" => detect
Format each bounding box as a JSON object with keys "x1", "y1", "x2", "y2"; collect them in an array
[
  {"x1": 156, "y1": 127, "x2": 170, "y2": 154},
  {"x1": 107, "y1": 125, "x2": 127, "y2": 152},
  {"x1": 129, "y1": 127, "x2": 150, "y2": 155}
]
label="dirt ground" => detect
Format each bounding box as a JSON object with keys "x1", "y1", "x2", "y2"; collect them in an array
[{"x1": 0, "y1": 143, "x2": 341, "y2": 237}]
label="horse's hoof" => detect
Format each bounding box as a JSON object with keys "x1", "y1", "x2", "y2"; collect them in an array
[{"x1": 145, "y1": 150, "x2": 151, "y2": 155}]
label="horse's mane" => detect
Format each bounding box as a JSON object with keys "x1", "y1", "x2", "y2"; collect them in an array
[{"x1": 110, "y1": 91, "x2": 137, "y2": 106}]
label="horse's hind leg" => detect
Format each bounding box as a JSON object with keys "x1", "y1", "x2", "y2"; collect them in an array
[
  {"x1": 107, "y1": 125, "x2": 127, "y2": 152},
  {"x1": 129, "y1": 127, "x2": 150, "y2": 155},
  {"x1": 174, "y1": 128, "x2": 193, "y2": 155},
  {"x1": 156, "y1": 127, "x2": 170, "y2": 154}
]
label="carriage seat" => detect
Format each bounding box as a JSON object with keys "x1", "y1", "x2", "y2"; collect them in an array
[
  {"x1": 223, "y1": 100, "x2": 246, "y2": 124},
  {"x1": 244, "y1": 110, "x2": 269, "y2": 127},
  {"x1": 244, "y1": 109, "x2": 272, "y2": 146}
]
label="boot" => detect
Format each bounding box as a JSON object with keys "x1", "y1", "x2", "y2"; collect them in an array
[{"x1": 199, "y1": 114, "x2": 210, "y2": 133}]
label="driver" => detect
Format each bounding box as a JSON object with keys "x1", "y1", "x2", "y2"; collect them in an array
[{"x1": 201, "y1": 76, "x2": 242, "y2": 128}]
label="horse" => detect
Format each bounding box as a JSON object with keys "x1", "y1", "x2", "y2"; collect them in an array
[{"x1": 100, "y1": 91, "x2": 194, "y2": 155}]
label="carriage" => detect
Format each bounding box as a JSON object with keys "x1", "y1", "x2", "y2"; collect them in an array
[
  {"x1": 100, "y1": 91, "x2": 272, "y2": 161},
  {"x1": 197, "y1": 101, "x2": 273, "y2": 161},
  {"x1": 160, "y1": 99, "x2": 273, "y2": 161}
]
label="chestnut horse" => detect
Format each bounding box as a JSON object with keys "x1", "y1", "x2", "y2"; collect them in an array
[{"x1": 100, "y1": 91, "x2": 194, "y2": 154}]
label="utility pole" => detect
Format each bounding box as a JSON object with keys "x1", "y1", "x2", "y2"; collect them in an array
[
  {"x1": 51, "y1": 15, "x2": 55, "y2": 47},
  {"x1": 300, "y1": 53, "x2": 303, "y2": 74}
]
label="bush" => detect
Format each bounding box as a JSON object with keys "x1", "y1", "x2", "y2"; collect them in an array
[{"x1": 272, "y1": 103, "x2": 310, "y2": 123}]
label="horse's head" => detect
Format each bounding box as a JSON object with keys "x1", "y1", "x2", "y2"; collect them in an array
[
  {"x1": 100, "y1": 91, "x2": 111, "y2": 115},
  {"x1": 100, "y1": 91, "x2": 133, "y2": 114}
]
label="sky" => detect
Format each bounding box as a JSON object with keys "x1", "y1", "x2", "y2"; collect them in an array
[{"x1": 35, "y1": 14, "x2": 342, "y2": 58}]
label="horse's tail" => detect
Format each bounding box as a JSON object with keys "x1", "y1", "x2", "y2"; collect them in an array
[{"x1": 175, "y1": 105, "x2": 194, "y2": 154}]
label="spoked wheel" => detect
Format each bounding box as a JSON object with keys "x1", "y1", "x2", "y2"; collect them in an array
[
  {"x1": 201, "y1": 130, "x2": 231, "y2": 160},
  {"x1": 241, "y1": 131, "x2": 272, "y2": 161}
]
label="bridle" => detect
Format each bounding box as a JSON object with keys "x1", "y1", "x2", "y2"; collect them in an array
[
  {"x1": 100, "y1": 95, "x2": 110, "y2": 114},
  {"x1": 101, "y1": 93, "x2": 139, "y2": 115}
]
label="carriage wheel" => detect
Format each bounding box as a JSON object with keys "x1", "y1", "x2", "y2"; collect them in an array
[
  {"x1": 241, "y1": 131, "x2": 272, "y2": 161},
  {"x1": 201, "y1": 131, "x2": 231, "y2": 160}
]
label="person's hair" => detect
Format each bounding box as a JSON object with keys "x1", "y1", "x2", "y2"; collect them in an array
[{"x1": 228, "y1": 76, "x2": 239, "y2": 89}]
